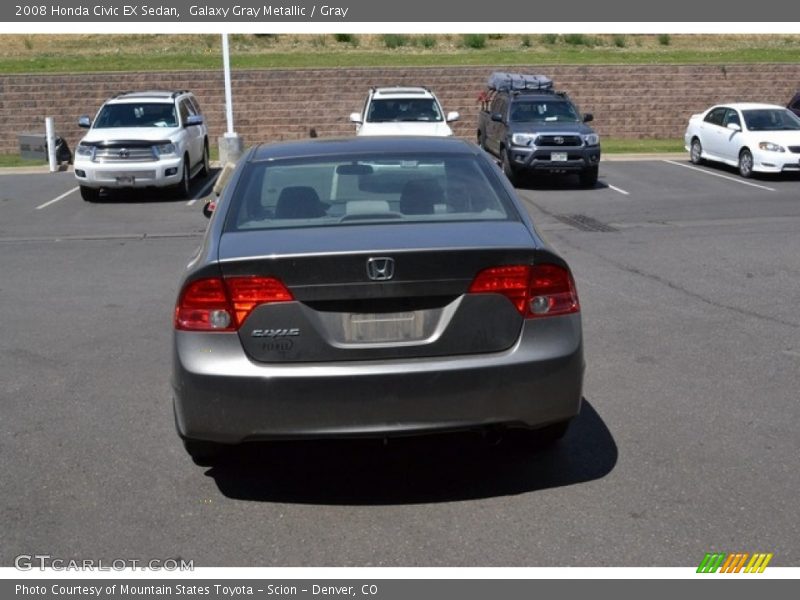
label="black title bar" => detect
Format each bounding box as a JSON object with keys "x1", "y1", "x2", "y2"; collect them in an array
[{"x1": 4, "y1": 0, "x2": 800, "y2": 22}]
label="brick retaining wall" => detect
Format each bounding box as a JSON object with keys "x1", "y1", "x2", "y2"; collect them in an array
[{"x1": 1, "y1": 64, "x2": 798, "y2": 154}]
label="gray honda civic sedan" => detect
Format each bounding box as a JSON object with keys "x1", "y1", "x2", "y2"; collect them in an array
[{"x1": 173, "y1": 136, "x2": 584, "y2": 464}]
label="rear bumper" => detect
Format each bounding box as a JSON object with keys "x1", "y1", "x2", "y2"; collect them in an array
[{"x1": 173, "y1": 316, "x2": 584, "y2": 444}]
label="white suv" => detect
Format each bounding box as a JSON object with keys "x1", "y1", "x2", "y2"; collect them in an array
[
  {"x1": 350, "y1": 87, "x2": 459, "y2": 137},
  {"x1": 74, "y1": 90, "x2": 209, "y2": 201}
]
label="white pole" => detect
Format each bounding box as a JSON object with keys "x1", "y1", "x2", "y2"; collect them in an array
[
  {"x1": 222, "y1": 33, "x2": 235, "y2": 136},
  {"x1": 45, "y1": 117, "x2": 57, "y2": 173}
]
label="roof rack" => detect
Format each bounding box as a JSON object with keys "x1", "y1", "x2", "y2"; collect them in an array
[{"x1": 487, "y1": 72, "x2": 553, "y2": 92}]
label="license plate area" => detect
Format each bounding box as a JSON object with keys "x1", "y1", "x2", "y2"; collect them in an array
[
  {"x1": 116, "y1": 176, "x2": 134, "y2": 185},
  {"x1": 343, "y1": 311, "x2": 424, "y2": 343},
  {"x1": 550, "y1": 152, "x2": 568, "y2": 162}
]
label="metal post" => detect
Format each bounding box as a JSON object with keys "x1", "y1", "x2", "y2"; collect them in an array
[
  {"x1": 222, "y1": 33, "x2": 235, "y2": 136},
  {"x1": 45, "y1": 117, "x2": 57, "y2": 173},
  {"x1": 218, "y1": 33, "x2": 243, "y2": 166}
]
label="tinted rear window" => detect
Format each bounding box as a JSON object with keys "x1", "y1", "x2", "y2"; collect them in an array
[{"x1": 225, "y1": 153, "x2": 518, "y2": 231}]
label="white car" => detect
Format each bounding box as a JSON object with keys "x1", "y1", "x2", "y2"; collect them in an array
[
  {"x1": 74, "y1": 90, "x2": 209, "y2": 201},
  {"x1": 350, "y1": 87, "x2": 459, "y2": 137},
  {"x1": 684, "y1": 102, "x2": 800, "y2": 178}
]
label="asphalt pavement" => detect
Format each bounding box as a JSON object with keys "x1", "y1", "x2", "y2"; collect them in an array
[{"x1": 1, "y1": 159, "x2": 798, "y2": 567}]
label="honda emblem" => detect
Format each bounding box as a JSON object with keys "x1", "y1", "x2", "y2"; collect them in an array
[{"x1": 366, "y1": 257, "x2": 395, "y2": 281}]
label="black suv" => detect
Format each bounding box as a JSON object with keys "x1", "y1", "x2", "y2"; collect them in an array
[{"x1": 477, "y1": 73, "x2": 601, "y2": 187}]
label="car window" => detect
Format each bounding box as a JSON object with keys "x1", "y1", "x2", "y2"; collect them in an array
[
  {"x1": 704, "y1": 108, "x2": 727, "y2": 127},
  {"x1": 489, "y1": 94, "x2": 506, "y2": 115},
  {"x1": 742, "y1": 108, "x2": 800, "y2": 131},
  {"x1": 178, "y1": 100, "x2": 193, "y2": 125},
  {"x1": 188, "y1": 96, "x2": 202, "y2": 115},
  {"x1": 226, "y1": 153, "x2": 518, "y2": 231},
  {"x1": 93, "y1": 103, "x2": 178, "y2": 128},
  {"x1": 366, "y1": 99, "x2": 443, "y2": 122},
  {"x1": 510, "y1": 100, "x2": 580, "y2": 123},
  {"x1": 723, "y1": 109, "x2": 741, "y2": 128}
]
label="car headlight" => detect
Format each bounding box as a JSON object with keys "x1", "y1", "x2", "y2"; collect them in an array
[
  {"x1": 511, "y1": 133, "x2": 536, "y2": 147},
  {"x1": 75, "y1": 144, "x2": 93, "y2": 157},
  {"x1": 758, "y1": 142, "x2": 785, "y2": 152},
  {"x1": 154, "y1": 143, "x2": 177, "y2": 156},
  {"x1": 584, "y1": 133, "x2": 600, "y2": 146}
]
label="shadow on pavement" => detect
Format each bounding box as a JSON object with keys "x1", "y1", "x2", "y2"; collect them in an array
[
  {"x1": 205, "y1": 399, "x2": 617, "y2": 505},
  {"x1": 514, "y1": 172, "x2": 605, "y2": 192}
]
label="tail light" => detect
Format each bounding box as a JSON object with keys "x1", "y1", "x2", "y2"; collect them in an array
[
  {"x1": 469, "y1": 264, "x2": 579, "y2": 318},
  {"x1": 175, "y1": 276, "x2": 294, "y2": 331}
]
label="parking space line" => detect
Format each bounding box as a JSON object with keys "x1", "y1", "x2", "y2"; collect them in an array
[
  {"x1": 36, "y1": 186, "x2": 79, "y2": 210},
  {"x1": 607, "y1": 184, "x2": 630, "y2": 196},
  {"x1": 186, "y1": 173, "x2": 219, "y2": 207},
  {"x1": 663, "y1": 160, "x2": 776, "y2": 192}
]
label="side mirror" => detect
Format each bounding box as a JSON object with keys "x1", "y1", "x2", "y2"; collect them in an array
[
  {"x1": 349, "y1": 112, "x2": 363, "y2": 124},
  {"x1": 583, "y1": 113, "x2": 594, "y2": 123},
  {"x1": 490, "y1": 112, "x2": 504, "y2": 123},
  {"x1": 727, "y1": 122, "x2": 741, "y2": 132},
  {"x1": 78, "y1": 116, "x2": 92, "y2": 128},
  {"x1": 185, "y1": 115, "x2": 204, "y2": 127},
  {"x1": 446, "y1": 111, "x2": 460, "y2": 123},
  {"x1": 202, "y1": 199, "x2": 216, "y2": 219}
]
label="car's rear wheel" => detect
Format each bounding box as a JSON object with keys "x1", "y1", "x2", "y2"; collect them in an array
[
  {"x1": 183, "y1": 439, "x2": 226, "y2": 466},
  {"x1": 690, "y1": 138, "x2": 704, "y2": 164},
  {"x1": 199, "y1": 141, "x2": 210, "y2": 178},
  {"x1": 579, "y1": 166, "x2": 599, "y2": 188},
  {"x1": 80, "y1": 185, "x2": 100, "y2": 202},
  {"x1": 173, "y1": 158, "x2": 191, "y2": 199},
  {"x1": 738, "y1": 148, "x2": 754, "y2": 178}
]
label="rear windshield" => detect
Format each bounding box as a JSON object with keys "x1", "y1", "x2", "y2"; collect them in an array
[
  {"x1": 742, "y1": 109, "x2": 800, "y2": 131},
  {"x1": 510, "y1": 100, "x2": 580, "y2": 123},
  {"x1": 94, "y1": 103, "x2": 178, "y2": 128},
  {"x1": 225, "y1": 153, "x2": 518, "y2": 231},
  {"x1": 367, "y1": 99, "x2": 443, "y2": 123}
]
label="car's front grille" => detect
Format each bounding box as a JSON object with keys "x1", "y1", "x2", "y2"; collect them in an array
[
  {"x1": 788, "y1": 146, "x2": 800, "y2": 154},
  {"x1": 94, "y1": 147, "x2": 157, "y2": 162},
  {"x1": 536, "y1": 135, "x2": 583, "y2": 147}
]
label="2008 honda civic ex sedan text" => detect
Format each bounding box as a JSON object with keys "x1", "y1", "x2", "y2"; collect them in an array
[{"x1": 172, "y1": 136, "x2": 584, "y2": 464}]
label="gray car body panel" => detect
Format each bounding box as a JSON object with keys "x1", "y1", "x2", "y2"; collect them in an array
[{"x1": 173, "y1": 316, "x2": 583, "y2": 443}]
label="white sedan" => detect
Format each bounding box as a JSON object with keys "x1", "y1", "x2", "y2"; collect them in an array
[{"x1": 684, "y1": 102, "x2": 800, "y2": 177}]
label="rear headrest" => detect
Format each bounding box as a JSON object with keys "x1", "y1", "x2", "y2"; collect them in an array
[
  {"x1": 275, "y1": 186, "x2": 326, "y2": 219},
  {"x1": 400, "y1": 178, "x2": 444, "y2": 215}
]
